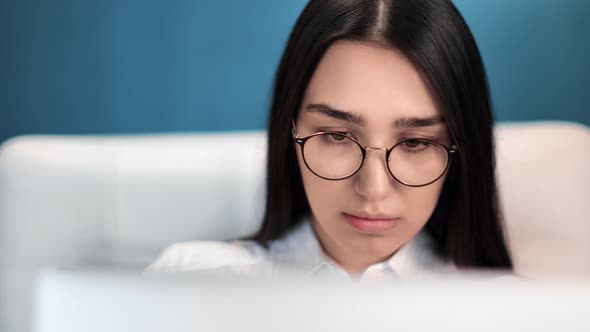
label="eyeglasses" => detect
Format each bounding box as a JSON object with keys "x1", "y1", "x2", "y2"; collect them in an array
[{"x1": 292, "y1": 125, "x2": 458, "y2": 187}]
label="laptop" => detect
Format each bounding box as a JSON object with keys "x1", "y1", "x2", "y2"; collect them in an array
[{"x1": 33, "y1": 268, "x2": 590, "y2": 332}]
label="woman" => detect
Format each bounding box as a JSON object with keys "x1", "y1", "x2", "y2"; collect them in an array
[{"x1": 148, "y1": 0, "x2": 512, "y2": 280}]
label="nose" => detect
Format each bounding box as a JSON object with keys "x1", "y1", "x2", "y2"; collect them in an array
[{"x1": 353, "y1": 147, "x2": 395, "y2": 200}]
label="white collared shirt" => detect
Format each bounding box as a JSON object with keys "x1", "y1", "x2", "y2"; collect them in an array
[{"x1": 147, "y1": 218, "x2": 455, "y2": 281}]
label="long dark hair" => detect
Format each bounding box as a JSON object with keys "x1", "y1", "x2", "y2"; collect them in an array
[{"x1": 251, "y1": 0, "x2": 512, "y2": 268}]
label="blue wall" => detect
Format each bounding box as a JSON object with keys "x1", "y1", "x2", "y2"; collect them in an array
[{"x1": 1, "y1": 0, "x2": 588, "y2": 142}]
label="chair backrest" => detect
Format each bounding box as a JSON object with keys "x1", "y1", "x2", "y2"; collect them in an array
[
  {"x1": 0, "y1": 121, "x2": 589, "y2": 331},
  {"x1": 495, "y1": 122, "x2": 590, "y2": 277}
]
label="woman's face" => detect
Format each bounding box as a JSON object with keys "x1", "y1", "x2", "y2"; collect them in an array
[{"x1": 294, "y1": 40, "x2": 451, "y2": 272}]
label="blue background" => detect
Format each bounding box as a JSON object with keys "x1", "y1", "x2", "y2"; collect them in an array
[{"x1": 1, "y1": 0, "x2": 588, "y2": 143}]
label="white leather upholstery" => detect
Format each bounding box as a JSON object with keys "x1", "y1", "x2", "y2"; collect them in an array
[
  {"x1": 0, "y1": 122, "x2": 589, "y2": 331},
  {"x1": 495, "y1": 122, "x2": 590, "y2": 277},
  {"x1": 0, "y1": 132, "x2": 268, "y2": 332}
]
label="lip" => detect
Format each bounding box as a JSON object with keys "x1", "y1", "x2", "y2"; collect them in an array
[{"x1": 343, "y1": 212, "x2": 401, "y2": 234}]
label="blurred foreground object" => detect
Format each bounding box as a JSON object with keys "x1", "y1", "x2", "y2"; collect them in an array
[
  {"x1": 33, "y1": 269, "x2": 590, "y2": 332},
  {"x1": 1, "y1": 121, "x2": 589, "y2": 331}
]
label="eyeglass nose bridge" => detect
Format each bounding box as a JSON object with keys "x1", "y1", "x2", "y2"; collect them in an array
[
  {"x1": 361, "y1": 146, "x2": 392, "y2": 168},
  {"x1": 364, "y1": 147, "x2": 388, "y2": 152}
]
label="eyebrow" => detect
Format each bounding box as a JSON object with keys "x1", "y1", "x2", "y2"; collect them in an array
[
  {"x1": 306, "y1": 103, "x2": 366, "y2": 126},
  {"x1": 394, "y1": 115, "x2": 443, "y2": 128},
  {"x1": 305, "y1": 103, "x2": 444, "y2": 128}
]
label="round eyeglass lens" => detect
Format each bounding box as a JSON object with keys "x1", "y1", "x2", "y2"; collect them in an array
[
  {"x1": 388, "y1": 140, "x2": 449, "y2": 185},
  {"x1": 302, "y1": 133, "x2": 363, "y2": 180}
]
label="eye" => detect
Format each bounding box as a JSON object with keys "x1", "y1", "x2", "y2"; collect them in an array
[
  {"x1": 328, "y1": 133, "x2": 347, "y2": 141},
  {"x1": 401, "y1": 139, "x2": 430, "y2": 151},
  {"x1": 319, "y1": 132, "x2": 354, "y2": 145}
]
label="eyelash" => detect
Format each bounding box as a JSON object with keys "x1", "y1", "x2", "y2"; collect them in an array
[
  {"x1": 314, "y1": 128, "x2": 437, "y2": 144},
  {"x1": 318, "y1": 134, "x2": 432, "y2": 156}
]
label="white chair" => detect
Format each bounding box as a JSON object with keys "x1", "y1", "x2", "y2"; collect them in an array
[{"x1": 0, "y1": 121, "x2": 589, "y2": 332}]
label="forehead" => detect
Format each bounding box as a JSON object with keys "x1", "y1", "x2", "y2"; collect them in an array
[{"x1": 302, "y1": 40, "x2": 439, "y2": 124}]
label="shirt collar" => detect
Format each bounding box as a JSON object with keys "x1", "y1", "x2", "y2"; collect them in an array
[{"x1": 266, "y1": 217, "x2": 450, "y2": 279}]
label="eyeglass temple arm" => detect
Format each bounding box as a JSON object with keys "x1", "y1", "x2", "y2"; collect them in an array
[{"x1": 291, "y1": 119, "x2": 298, "y2": 137}]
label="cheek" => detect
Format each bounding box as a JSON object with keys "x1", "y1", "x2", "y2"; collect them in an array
[
  {"x1": 402, "y1": 175, "x2": 447, "y2": 224},
  {"x1": 296, "y1": 148, "x2": 349, "y2": 216}
]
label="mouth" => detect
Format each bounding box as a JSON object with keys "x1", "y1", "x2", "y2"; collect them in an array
[{"x1": 343, "y1": 212, "x2": 401, "y2": 234}]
